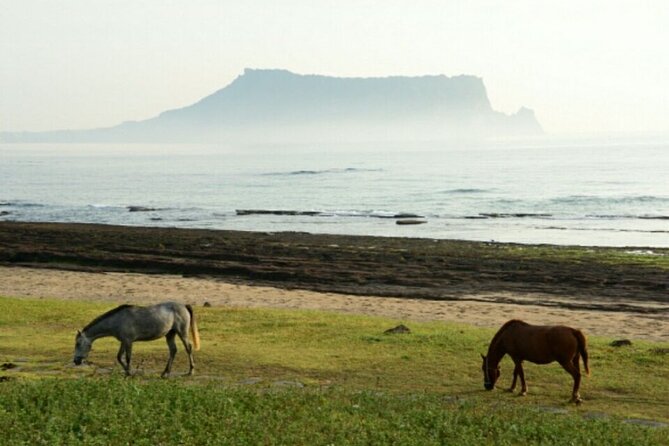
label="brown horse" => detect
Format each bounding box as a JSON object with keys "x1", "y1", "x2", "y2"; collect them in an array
[{"x1": 481, "y1": 320, "x2": 590, "y2": 403}]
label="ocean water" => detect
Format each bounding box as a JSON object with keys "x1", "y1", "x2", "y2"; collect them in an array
[{"x1": 1, "y1": 141, "x2": 668, "y2": 247}]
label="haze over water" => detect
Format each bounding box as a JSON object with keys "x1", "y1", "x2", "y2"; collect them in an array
[{"x1": 2, "y1": 140, "x2": 668, "y2": 247}]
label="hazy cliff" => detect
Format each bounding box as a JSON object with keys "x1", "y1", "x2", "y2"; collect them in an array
[{"x1": 2, "y1": 69, "x2": 542, "y2": 143}]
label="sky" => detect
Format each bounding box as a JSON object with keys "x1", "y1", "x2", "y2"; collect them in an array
[{"x1": 1, "y1": 0, "x2": 667, "y2": 135}]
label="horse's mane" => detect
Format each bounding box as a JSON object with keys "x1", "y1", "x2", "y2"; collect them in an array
[
  {"x1": 487, "y1": 319, "x2": 528, "y2": 353},
  {"x1": 83, "y1": 304, "x2": 133, "y2": 331}
]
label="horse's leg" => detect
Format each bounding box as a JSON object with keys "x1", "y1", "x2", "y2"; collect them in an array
[
  {"x1": 507, "y1": 361, "x2": 518, "y2": 392},
  {"x1": 116, "y1": 343, "x2": 127, "y2": 372},
  {"x1": 124, "y1": 342, "x2": 133, "y2": 376},
  {"x1": 507, "y1": 371, "x2": 517, "y2": 392},
  {"x1": 508, "y1": 360, "x2": 521, "y2": 393},
  {"x1": 560, "y1": 358, "x2": 582, "y2": 404},
  {"x1": 177, "y1": 331, "x2": 195, "y2": 376},
  {"x1": 517, "y1": 362, "x2": 527, "y2": 396},
  {"x1": 162, "y1": 332, "x2": 178, "y2": 378}
]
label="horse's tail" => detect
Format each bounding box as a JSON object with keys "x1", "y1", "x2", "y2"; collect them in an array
[
  {"x1": 186, "y1": 304, "x2": 201, "y2": 351},
  {"x1": 574, "y1": 329, "x2": 590, "y2": 376}
]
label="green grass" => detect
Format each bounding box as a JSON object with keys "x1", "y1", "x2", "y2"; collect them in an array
[
  {"x1": 1, "y1": 296, "x2": 668, "y2": 444},
  {"x1": 2, "y1": 378, "x2": 666, "y2": 446}
]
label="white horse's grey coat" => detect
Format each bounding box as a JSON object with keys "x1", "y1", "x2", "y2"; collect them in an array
[{"x1": 73, "y1": 302, "x2": 200, "y2": 377}]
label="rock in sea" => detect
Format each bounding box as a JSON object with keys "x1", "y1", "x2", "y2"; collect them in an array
[{"x1": 396, "y1": 219, "x2": 427, "y2": 225}]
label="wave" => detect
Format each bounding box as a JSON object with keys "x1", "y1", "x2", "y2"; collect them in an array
[
  {"x1": 263, "y1": 167, "x2": 382, "y2": 176},
  {"x1": 235, "y1": 209, "x2": 424, "y2": 219},
  {"x1": 465, "y1": 213, "x2": 553, "y2": 219},
  {"x1": 338, "y1": 211, "x2": 425, "y2": 219},
  {"x1": 236, "y1": 209, "x2": 322, "y2": 216},
  {"x1": 538, "y1": 225, "x2": 669, "y2": 234},
  {"x1": 442, "y1": 188, "x2": 491, "y2": 194},
  {"x1": 550, "y1": 195, "x2": 669, "y2": 205},
  {"x1": 586, "y1": 214, "x2": 669, "y2": 220},
  {"x1": 0, "y1": 201, "x2": 45, "y2": 208},
  {"x1": 9, "y1": 200, "x2": 668, "y2": 225},
  {"x1": 87, "y1": 203, "x2": 125, "y2": 209},
  {"x1": 469, "y1": 212, "x2": 669, "y2": 221}
]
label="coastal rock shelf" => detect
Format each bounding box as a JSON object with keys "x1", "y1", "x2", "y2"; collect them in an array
[{"x1": 0, "y1": 221, "x2": 667, "y2": 314}]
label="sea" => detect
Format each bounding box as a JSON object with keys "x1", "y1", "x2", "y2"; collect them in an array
[{"x1": 1, "y1": 140, "x2": 668, "y2": 248}]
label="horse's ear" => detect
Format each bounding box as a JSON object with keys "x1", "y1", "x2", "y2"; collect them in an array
[
  {"x1": 76, "y1": 330, "x2": 81, "y2": 335},
  {"x1": 480, "y1": 353, "x2": 485, "y2": 359}
]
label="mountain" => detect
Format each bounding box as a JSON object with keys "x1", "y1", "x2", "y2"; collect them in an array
[{"x1": 1, "y1": 69, "x2": 542, "y2": 143}]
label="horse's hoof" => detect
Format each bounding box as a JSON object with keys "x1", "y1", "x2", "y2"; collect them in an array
[
  {"x1": 506, "y1": 388, "x2": 515, "y2": 393},
  {"x1": 520, "y1": 391, "x2": 527, "y2": 397},
  {"x1": 571, "y1": 397, "x2": 583, "y2": 405}
]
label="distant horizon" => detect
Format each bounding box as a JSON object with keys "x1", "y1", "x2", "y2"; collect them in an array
[
  {"x1": 0, "y1": 68, "x2": 546, "y2": 144},
  {"x1": 8, "y1": 67, "x2": 531, "y2": 135},
  {"x1": 4, "y1": 66, "x2": 669, "y2": 140},
  {"x1": 3, "y1": 66, "x2": 668, "y2": 141},
  {"x1": 2, "y1": 1, "x2": 668, "y2": 136}
]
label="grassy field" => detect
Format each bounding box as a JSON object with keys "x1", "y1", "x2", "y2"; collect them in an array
[{"x1": 1, "y1": 296, "x2": 668, "y2": 444}]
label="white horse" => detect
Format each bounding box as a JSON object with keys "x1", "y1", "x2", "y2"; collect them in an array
[{"x1": 73, "y1": 302, "x2": 200, "y2": 377}]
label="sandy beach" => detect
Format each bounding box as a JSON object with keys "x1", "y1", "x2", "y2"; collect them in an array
[
  {"x1": 2, "y1": 266, "x2": 666, "y2": 342},
  {"x1": 1, "y1": 222, "x2": 667, "y2": 342}
]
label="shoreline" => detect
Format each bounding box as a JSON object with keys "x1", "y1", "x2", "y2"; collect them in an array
[{"x1": 0, "y1": 221, "x2": 667, "y2": 316}]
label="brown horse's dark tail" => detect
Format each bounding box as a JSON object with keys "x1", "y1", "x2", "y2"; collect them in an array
[
  {"x1": 186, "y1": 304, "x2": 201, "y2": 351},
  {"x1": 573, "y1": 329, "x2": 590, "y2": 376}
]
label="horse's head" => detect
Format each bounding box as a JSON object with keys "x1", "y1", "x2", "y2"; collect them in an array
[
  {"x1": 481, "y1": 354, "x2": 500, "y2": 390},
  {"x1": 73, "y1": 330, "x2": 92, "y2": 365}
]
